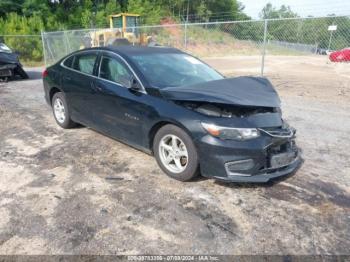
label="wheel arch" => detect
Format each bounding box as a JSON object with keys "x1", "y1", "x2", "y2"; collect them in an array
[
  {"x1": 148, "y1": 120, "x2": 194, "y2": 154},
  {"x1": 49, "y1": 87, "x2": 63, "y2": 104}
]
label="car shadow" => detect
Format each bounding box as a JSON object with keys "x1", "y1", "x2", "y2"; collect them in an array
[
  {"x1": 190, "y1": 175, "x2": 210, "y2": 183},
  {"x1": 188, "y1": 157, "x2": 303, "y2": 186},
  {"x1": 211, "y1": 167, "x2": 301, "y2": 189}
]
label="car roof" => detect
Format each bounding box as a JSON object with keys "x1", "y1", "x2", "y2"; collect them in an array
[{"x1": 93, "y1": 45, "x2": 185, "y2": 57}]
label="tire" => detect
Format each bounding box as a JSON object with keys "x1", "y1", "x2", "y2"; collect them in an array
[
  {"x1": 153, "y1": 124, "x2": 199, "y2": 181},
  {"x1": 51, "y1": 92, "x2": 76, "y2": 129}
]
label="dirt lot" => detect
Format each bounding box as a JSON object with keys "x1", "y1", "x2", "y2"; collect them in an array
[{"x1": 0, "y1": 56, "x2": 349, "y2": 255}]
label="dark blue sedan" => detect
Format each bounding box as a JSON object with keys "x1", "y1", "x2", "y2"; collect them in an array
[{"x1": 43, "y1": 46, "x2": 301, "y2": 182}]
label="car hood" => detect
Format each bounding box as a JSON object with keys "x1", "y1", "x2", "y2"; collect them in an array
[
  {"x1": 0, "y1": 52, "x2": 19, "y2": 64},
  {"x1": 160, "y1": 77, "x2": 281, "y2": 108}
]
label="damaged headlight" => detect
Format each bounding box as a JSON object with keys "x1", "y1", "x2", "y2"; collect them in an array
[{"x1": 201, "y1": 122, "x2": 260, "y2": 140}]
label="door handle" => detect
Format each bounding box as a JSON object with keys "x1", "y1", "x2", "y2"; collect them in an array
[{"x1": 63, "y1": 76, "x2": 71, "y2": 81}]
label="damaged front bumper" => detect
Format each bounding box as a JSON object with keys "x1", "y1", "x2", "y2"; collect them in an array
[
  {"x1": 0, "y1": 64, "x2": 16, "y2": 77},
  {"x1": 216, "y1": 151, "x2": 302, "y2": 183},
  {"x1": 196, "y1": 126, "x2": 302, "y2": 183}
]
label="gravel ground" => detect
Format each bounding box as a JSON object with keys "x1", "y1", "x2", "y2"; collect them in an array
[{"x1": 0, "y1": 56, "x2": 349, "y2": 255}]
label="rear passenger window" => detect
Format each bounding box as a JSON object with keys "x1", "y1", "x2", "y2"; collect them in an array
[
  {"x1": 63, "y1": 56, "x2": 74, "y2": 68},
  {"x1": 73, "y1": 53, "x2": 97, "y2": 75}
]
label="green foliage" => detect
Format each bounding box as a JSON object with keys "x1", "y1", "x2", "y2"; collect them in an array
[
  {"x1": 0, "y1": 0, "x2": 24, "y2": 17},
  {"x1": 22, "y1": 0, "x2": 50, "y2": 18},
  {"x1": 259, "y1": 3, "x2": 350, "y2": 50},
  {"x1": 0, "y1": 13, "x2": 44, "y2": 61},
  {"x1": 1, "y1": 0, "x2": 349, "y2": 63},
  {"x1": 0, "y1": 0, "x2": 250, "y2": 30},
  {"x1": 297, "y1": 16, "x2": 350, "y2": 49},
  {"x1": 95, "y1": 0, "x2": 122, "y2": 27},
  {"x1": 0, "y1": 0, "x2": 250, "y2": 62},
  {"x1": 260, "y1": 3, "x2": 298, "y2": 19},
  {"x1": 128, "y1": 0, "x2": 164, "y2": 25}
]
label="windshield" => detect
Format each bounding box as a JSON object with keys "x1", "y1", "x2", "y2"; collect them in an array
[
  {"x1": 0, "y1": 43, "x2": 12, "y2": 53},
  {"x1": 130, "y1": 53, "x2": 224, "y2": 88}
]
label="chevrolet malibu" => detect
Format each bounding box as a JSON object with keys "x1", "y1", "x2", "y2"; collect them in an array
[{"x1": 43, "y1": 46, "x2": 301, "y2": 182}]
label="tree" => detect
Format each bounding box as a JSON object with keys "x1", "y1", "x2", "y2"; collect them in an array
[
  {"x1": 22, "y1": 0, "x2": 50, "y2": 17},
  {"x1": 0, "y1": 0, "x2": 24, "y2": 18},
  {"x1": 1, "y1": 13, "x2": 44, "y2": 61},
  {"x1": 127, "y1": 0, "x2": 164, "y2": 25},
  {"x1": 0, "y1": 0, "x2": 255, "y2": 62},
  {"x1": 259, "y1": 3, "x2": 298, "y2": 19}
]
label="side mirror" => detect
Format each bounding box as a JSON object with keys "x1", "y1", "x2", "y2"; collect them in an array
[
  {"x1": 120, "y1": 75, "x2": 141, "y2": 91},
  {"x1": 130, "y1": 77, "x2": 141, "y2": 91},
  {"x1": 122, "y1": 76, "x2": 141, "y2": 91}
]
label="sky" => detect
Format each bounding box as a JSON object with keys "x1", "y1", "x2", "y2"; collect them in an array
[{"x1": 240, "y1": 0, "x2": 350, "y2": 19}]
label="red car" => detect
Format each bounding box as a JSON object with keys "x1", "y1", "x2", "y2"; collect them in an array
[{"x1": 329, "y1": 48, "x2": 350, "y2": 62}]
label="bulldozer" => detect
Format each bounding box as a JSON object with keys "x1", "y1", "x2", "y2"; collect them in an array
[{"x1": 86, "y1": 13, "x2": 152, "y2": 48}]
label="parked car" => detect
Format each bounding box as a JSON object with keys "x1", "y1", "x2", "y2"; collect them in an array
[
  {"x1": 329, "y1": 48, "x2": 350, "y2": 62},
  {"x1": 42, "y1": 46, "x2": 301, "y2": 183},
  {"x1": 0, "y1": 43, "x2": 29, "y2": 81},
  {"x1": 316, "y1": 47, "x2": 328, "y2": 55}
]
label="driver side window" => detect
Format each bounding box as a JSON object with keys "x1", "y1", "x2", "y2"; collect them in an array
[{"x1": 99, "y1": 56, "x2": 132, "y2": 87}]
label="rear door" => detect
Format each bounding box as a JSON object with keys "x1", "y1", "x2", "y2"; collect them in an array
[{"x1": 61, "y1": 51, "x2": 99, "y2": 126}]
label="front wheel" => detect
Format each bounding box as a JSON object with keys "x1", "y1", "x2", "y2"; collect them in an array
[{"x1": 153, "y1": 124, "x2": 199, "y2": 181}]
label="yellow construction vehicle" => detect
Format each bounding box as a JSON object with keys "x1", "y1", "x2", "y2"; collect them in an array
[{"x1": 87, "y1": 13, "x2": 151, "y2": 48}]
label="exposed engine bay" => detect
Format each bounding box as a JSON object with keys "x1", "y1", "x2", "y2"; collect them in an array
[{"x1": 177, "y1": 101, "x2": 279, "y2": 118}]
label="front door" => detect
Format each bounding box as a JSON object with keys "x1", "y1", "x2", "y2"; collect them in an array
[{"x1": 92, "y1": 53, "x2": 150, "y2": 147}]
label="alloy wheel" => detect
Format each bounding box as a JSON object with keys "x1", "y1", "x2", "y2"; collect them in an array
[
  {"x1": 53, "y1": 98, "x2": 66, "y2": 124},
  {"x1": 159, "y1": 134, "x2": 188, "y2": 173}
]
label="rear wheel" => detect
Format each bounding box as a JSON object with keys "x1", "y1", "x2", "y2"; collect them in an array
[
  {"x1": 153, "y1": 124, "x2": 199, "y2": 181},
  {"x1": 52, "y1": 92, "x2": 76, "y2": 128}
]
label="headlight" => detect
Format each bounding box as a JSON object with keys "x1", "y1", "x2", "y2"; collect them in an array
[{"x1": 201, "y1": 122, "x2": 260, "y2": 140}]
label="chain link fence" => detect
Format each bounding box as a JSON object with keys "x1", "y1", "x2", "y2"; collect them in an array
[
  {"x1": 7, "y1": 15, "x2": 349, "y2": 75},
  {"x1": 41, "y1": 19, "x2": 267, "y2": 69}
]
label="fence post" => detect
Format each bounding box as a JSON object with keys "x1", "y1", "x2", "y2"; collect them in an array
[
  {"x1": 94, "y1": 28, "x2": 97, "y2": 47},
  {"x1": 41, "y1": 31, "x2": 47, "y2": 67},
  {"x1": 328, "y1": 29, "x2": 334, "y2": 50},
  {"x1": 184, "y1": 0, "x2": 189, "y2": 49},
  {"x1": 63, "y1": 31, "x2": 69, "y2": 54},
  {"x1": 184, "y1": 23, "x2": 188, "y2": 49},
  {"x1": 261, "y1": 19, "x2": 268, "y2": 76}
]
